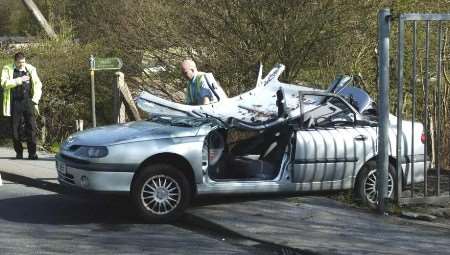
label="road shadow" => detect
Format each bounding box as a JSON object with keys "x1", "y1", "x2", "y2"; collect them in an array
[
  {"x1": 0, "y1": 193, "x2": 143, "y2": 225},
  {"x1": 191, "y1": 190, "x2": 348, "y2": 208}
]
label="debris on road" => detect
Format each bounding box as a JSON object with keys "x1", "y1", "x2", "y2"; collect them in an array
[{"x1": 401, "y1": 211, "x2": 437, "y2": 221}]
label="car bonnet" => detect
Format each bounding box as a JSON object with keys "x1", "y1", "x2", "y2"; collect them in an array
[{"x1": 62, "y1": 120, "x2": 204, "y2": 147}]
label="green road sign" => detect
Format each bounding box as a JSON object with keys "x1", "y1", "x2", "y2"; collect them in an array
[{"x1": 91, "y1": 57, "x2": 123, "y2": 70}]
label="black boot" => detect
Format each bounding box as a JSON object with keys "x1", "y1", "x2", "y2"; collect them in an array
[{"x1": 28, "y1": 154, "x2": 38, "y2": 160}]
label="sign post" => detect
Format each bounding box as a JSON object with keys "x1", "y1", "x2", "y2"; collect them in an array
[
  {"x1": 89, "y1": 55, "x2": 96, "y2": 127},
  {"x1": 89, "y1": 56, "x2": 123, "y2": 128},
  {"x1": 92, "y1": 57, "x2": 123, "y2": 71}
]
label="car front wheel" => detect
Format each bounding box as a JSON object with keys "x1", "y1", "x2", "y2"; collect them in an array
[
  {"x1": 131, "y1": 164, "x2": 191, "y2": 222},
  {"x1": 355, "y1": 161, "x2": 398, "y2": 208}
]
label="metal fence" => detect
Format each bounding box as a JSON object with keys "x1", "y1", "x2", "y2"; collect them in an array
[{"x1": 378, "y1": 9, "x2": 450, "y2": 211}]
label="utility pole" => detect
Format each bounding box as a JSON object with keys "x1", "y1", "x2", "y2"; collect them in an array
[{"x1": 21, "y1": 0, "x2": 57, "y2": 39}]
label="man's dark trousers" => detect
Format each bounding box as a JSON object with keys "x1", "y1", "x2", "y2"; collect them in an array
[{"x1": 11, "y1": 99, "x2": 37, "y2": 157}]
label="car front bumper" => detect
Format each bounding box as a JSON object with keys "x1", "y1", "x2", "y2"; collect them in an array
[{"x1": 56, "y1": 155, "x2": 134, "y2": 192}]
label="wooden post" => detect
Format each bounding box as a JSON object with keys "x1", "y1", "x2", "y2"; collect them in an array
[
  {"x1": 21, "y1": 0, "x2": 57, "y2": 39},
  {"x1": 115, "y1": 71, "x2": 141, "y2": 121},
  {"x1": 76, "y1": 120, "x2": 84, "y2": 131},
  {"x1": 113, "y1": 72, "x2": 121, "y2": 123},
  {"x1": 119, "y1": 102, "x2": 126, "y2": 123}
]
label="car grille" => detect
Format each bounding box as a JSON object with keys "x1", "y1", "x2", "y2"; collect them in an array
[
  {"x1": 56, "y1": 162, "x2": 75, "y2": 184},
  {"x1": 57, "y1": 171, "x2": 75, "y2": 184}
]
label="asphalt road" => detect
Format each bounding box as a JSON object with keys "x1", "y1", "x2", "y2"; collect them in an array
[
  {"x1": 2, "y1": 147, "x2": 447, "y2": 255},
  {"x1": 0, "y1": 180, "x2": 284, "y2": 255}
]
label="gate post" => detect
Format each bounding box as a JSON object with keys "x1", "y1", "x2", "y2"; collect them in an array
[{"x1": 377, "y1": 9, "x2": 391, "y2": 214}]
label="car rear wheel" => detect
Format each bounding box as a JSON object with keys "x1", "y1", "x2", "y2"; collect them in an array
[
  {"x1": 355, "y1": 161, "x2": 398, "y2": 208},
  {"x1": 131, "y1": 164, "x2": 191, "y2": 222}
]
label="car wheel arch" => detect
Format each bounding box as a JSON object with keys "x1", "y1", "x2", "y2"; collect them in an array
[
  {"x1": 355, "y1": 156, "x2": 404, "y2": 188},
  {"x1": 131, "y1": 153, "x2": 196, "y2": 195}
]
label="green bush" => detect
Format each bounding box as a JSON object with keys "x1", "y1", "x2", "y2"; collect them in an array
[
  {"x1": 29, "y1": 38, "x2": 99, "y2": 144},
  {"x1": 0, "y1": 34, "x2": 117, "y2": 147}
]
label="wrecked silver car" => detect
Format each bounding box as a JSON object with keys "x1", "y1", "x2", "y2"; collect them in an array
[{"x1": 56, "y1": 64, "x2": 426, "y2": 222}]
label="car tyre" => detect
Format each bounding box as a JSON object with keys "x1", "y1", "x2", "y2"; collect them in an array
[
  {"x1": 131, "y1": 164, "x2": 191, "y2": 223},
  {"x1": 355, "y1": 161, "x2": 399, "y2": 208}
]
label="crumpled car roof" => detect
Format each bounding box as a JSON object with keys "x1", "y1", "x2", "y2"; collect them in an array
[{"x1": 137, "y1": 64, "x2": 374, "y2": 125}]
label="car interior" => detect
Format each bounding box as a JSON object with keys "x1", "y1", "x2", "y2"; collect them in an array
[
  {"x1": 206, "y1": 88, "x2": 292, "y2": 181},
  {"x1": 202, "y1": 76, "x2": 379, "y2": 182},
  {"x1": 205, "y1": 125, "x2": 292, "y2": 181}
]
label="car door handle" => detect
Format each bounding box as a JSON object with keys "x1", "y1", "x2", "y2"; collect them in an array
[{"x1": 354, "y1": 135, "x2": 367, "y2": 141}]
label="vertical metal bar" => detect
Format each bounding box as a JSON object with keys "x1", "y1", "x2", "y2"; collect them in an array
[
  {"x1": 411, "y1": 21, "x2": 417, "y2": 198},
  {"x1": 396, "y1": 17, "x2": 405, "y2": 204},
  {"x1": 90, "y1": 55, "x2": 97, "y2": 128},
  {"x1": 424, "y1": 21, "x2": 430, "y2": 197},
  {"x1": 377, "y1": 9, "x2": 391, "y2": 213},
  {"x1": 436, "y1": 21, "x2": 443, "y2": 195}
]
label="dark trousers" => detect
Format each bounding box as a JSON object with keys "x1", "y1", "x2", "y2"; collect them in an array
[{"x1": 10, "y1": 99, "x2": 37, "y2": 156}]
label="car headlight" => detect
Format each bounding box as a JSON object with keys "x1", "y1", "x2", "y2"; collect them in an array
[{"x1": 74, "y1": 146, "x2": 108, "y2": 158}]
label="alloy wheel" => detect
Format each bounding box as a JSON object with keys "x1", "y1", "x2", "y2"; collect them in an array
[
  {"x1": 364, "y1": 169, "x2": 394, "y2": 204},
  {"x1": 140, "y1": 174, "x2": 181, "y2": 215}
]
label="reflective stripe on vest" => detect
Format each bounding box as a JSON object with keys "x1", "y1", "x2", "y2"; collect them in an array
[{"x1": 186, "y1": 72, "x2": 204, "y2": 105}]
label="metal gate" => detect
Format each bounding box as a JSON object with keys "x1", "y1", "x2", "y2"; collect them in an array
[{"x1": 377, "y1": 9, "x2": 450, "y2": 211}]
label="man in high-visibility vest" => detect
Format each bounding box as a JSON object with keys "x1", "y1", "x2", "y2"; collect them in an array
[
  {"x1": 1, "y1": 52, "x2": 42, "y2": 160},
  {"x1": 181, "y1": 59, "x2": 222, "y2": 105}
]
